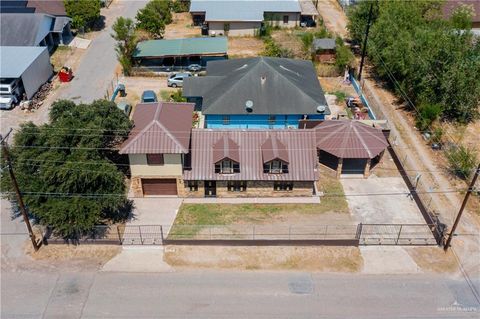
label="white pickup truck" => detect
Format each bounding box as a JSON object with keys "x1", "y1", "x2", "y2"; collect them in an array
[{"x1": 0, "y1": 78, "x2": 22, "y2": 110}]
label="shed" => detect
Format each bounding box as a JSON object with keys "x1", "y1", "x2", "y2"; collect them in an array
[
  {"x1": 314, "y1": 120, "x2": 389, "y2": 178},
  {"x1": 313, "y1": 38, "x2": 336, "y2": 63},
  {"x1": 0, "y1": 46, "x2": 53, "y2": 99}
]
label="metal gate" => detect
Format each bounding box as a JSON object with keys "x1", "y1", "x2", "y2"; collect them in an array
[
  {"x1": 359, "y1": 223, "x2": 438, "y2": 245},
  {"x1": 120, "y1": 225, "x2": 164, "y2": 245}
]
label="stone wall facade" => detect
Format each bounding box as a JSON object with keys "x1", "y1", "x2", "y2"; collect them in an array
[{"x1": 183, "y1": 180, "x2": 314, "y2": 198}]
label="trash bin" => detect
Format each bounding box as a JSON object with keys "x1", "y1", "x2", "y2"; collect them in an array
[{"x1": 118, "y1": 84, "x2": 126, "y2": 97}]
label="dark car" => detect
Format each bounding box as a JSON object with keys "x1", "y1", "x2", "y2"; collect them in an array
[{"x1": 141, "y1": 90, "x2": 157, "y2": 103}]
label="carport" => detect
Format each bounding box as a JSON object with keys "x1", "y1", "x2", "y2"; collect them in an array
[{"x1": 315, "y1": 120, "x2": 389, "y2": 178}]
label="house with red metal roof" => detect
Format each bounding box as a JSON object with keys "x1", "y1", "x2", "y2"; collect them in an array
[{"x1": 120, "y1": 102, "x2": 388, "y2": 197}]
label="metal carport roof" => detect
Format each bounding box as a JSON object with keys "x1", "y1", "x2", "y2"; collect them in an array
[
  {"x1": 133, "y1": 37, "x2": 228, "y2": 58},
  {"x1": 0, "y1": 46, "x2": 48, "y2": 78}
]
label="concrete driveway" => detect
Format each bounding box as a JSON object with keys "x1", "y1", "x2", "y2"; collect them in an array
[
  {"x1": 341, "y1": 176, "x2": 426, "y2": 224},
  {"x1": 127, "y1": 198, "x2": 183, "y2": 233}
]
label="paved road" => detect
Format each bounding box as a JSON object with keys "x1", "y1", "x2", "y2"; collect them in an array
[
  {"x1": 2, "y1": 270, "x2": 479, "y2": 319},
  {"x1": 57, "y1": 0, "x2": 147, "y2": 103}
]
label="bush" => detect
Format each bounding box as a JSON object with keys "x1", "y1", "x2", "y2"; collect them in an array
[
  {"x1": 262, "y1": 37, "x2": 293, "y2": 58},
  {"x1": 335, "y1": 37, "x2": 355, "y2": 72},
  {"x1": 65, "y1": 0, "x2": 101, "y2": 30},
  {"x1": 415, "y1": 103, "x2": 442, "y2": 131},
  {"x1": 171, "y1": 0, "x2": 190, "y2": 13},
  {"x1": 445, "y1": 145, "x2": 477, "y2": 179}
]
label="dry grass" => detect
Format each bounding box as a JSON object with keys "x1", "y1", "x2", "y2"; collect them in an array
[
  {"x1": 164, "y1": 245, "x2": 362, "y2": 272},
  {"x1": 405, "y1": 247, "x2": 459, "y2": 273},
  {"x1": 164, "y1": 13, "x2": 199, "y2": 39},
  {"x1": 271, "y1": 30, "x2": 306, "y2": 59},
  {"x1": 228, "y1": 36, "x2": 265, "y2": 58},
  {"x1": 50, "y1": 46, "x2": 73, "y2": 72},
  {"x1": 26, "y1": 243, "x2": 121, "y2": 265}
]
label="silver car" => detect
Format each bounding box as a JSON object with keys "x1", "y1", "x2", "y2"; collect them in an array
[{"x1": 167, "y1": 73, "x2": 192, "y2": 88}]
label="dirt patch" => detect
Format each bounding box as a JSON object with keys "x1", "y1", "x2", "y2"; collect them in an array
[
  {"x1": 228, "y1": 37, "x2": 265, "y2": 58},
  {"x1": 405, "y1": 247, "x2": 459, "y2": 273},
  {"x1": 164, "y1": 13, "x2": 199, "y2": 39},
  {"x1": 164, "y1": 245, "x2": 362, "y2": 272},
  {"x1": 26, "y1": 244, "x2": 121, "y2": 266}
]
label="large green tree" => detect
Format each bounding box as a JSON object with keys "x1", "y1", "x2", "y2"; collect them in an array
[
  {"x1": 136, "y1": 0, "x2": 172, "y2": 38},
  {"x1": 64, "y1": 0, "x2": 101, "y2": 30},
  {"x1": 347, "y1": 0, "x2": 480, "y2": 123},
  {"x1": 112, "y1": 17, "x2": 137, "y2": 76},
  {"x1": 1, "y1": 100, "x2": 132, "y2": 238}
]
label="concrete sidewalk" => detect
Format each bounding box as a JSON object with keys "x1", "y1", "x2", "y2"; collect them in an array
[
  {"x1": 101, "y1": 247, "x2": 173, "y2": 273},
  {"x1": 183, "y1": 197, "x2": 320, "y2": 204}
]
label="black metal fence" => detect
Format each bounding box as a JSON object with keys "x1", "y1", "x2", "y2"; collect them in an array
[{"x1": 43, "y1": 223, "x2": 440, "y2": 246}]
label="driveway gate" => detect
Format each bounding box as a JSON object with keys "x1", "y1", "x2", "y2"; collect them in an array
[
  {"x1": 359, "y1": 223, "x2": 438, "y2": 245},
  {"x1": 120, "y1": 225, "x2": 164, "y2": 245}
]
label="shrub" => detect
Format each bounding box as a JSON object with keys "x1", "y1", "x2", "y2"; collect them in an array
[
  {"x1": 415, "y1": 103, "x2": 443, "y2": 131},
  {"x1": 334, "y1": 37, "x2": 355, "y2": 72},
  {"x1": 262, "y1": 37, "x2": 293, "y2": 58},
  {"x1": 445, "y1": 145, "x2": 477, "y2": 179}
]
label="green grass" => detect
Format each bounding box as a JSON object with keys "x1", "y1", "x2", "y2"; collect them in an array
[{"x1": 331, "y1": 90, "x2": 347, "y2": 102}]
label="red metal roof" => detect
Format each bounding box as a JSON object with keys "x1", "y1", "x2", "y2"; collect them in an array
[
  {"x1": 314, "y1": 120, "x2": 388, "y2": 159},
  {"x1": 183, "y1": 129, "x2": 318, "y2": 181},
  {"x1": 119, "y1": 102, "x2": 194, "y2": 154},
  {"x1": 261, "y1": 135, "x2": 289, "y2": 163},
  {"x1": 212, "y1": 136, "x2": 240, "y2": 163}
]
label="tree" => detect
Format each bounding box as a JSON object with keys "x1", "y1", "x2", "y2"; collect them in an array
[
  {"x1": 1, "y1": 100, "x2": 132, "y2": 238},
  {"x1": 136, "y1": 0, "x2": 172, "y2": 38},
  {"x1": 346, "y1": 0, "x2": 379, "y2": 44},
  {"x1": 112, "y1": 17, "x2": 137, "y2": 76},
  {"x1": 64, "y1": 0, "x2": 101, "y2": 30},
  {"x1": 334, "y1": 37, "x2": 355, "y2": 72}
]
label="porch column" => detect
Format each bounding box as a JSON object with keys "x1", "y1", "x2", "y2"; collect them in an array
[
  {"x1": 336, "y1": 158, "x2": 343, "y2": 179},
  {"x1": 364, "y1": 158, "x2": 372, "y2": 179}
]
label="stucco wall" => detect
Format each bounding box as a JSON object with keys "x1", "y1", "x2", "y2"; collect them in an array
[
  {"x1": 129, "y1": 154, "x2": 183, "y2": 177},
  {"x1": 264, "y1": 12, "x2": 300, "y2": 28}
]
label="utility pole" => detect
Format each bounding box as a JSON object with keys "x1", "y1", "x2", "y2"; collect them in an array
[
  {"x1": 358, "y1": 1, "x2": 374, "y2": 81},
  {"x1": 1, "y1": 129, "x2": 40, "y2": 251},
  {"x1": 444, "y1": 163, "x2": 480, "y2": 251}
]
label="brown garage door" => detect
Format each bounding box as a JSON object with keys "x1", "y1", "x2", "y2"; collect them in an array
[{"x1": 142, "y1": 179, "x2": 177, "y2": 196}]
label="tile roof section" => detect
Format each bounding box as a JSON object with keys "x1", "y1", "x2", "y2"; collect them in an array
[
  {"x1": 119, "y1": 102, "x2": 194, "y2": 154},
  {"x1": 183, "y1": 129, "x2": 318, "y2": 181},
  {"x1": 212, "y1": 136, "x2": 240, "y2": 163},
  {"x1": 314, "y1": 120, "x2": 388, "y2": 159},
  {"x1": 261, "y1": 135, "x2": 289, "y2": 163},
  {"x1": 183, "y1": 57, "x2": 329, "y2": 115}
]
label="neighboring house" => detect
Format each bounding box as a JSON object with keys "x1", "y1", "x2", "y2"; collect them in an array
[
  {"x1": 442, "y1": 0, "x2": 480, "y2": 29},
  {"x1": 0, "y1": 46, "x2": 53, "y2": 103},
  {"x1": 183, "y1": 57, "x2": 330, "y2": 129},
  {"x1": 190, "y1": 0, "x2": 318, "y2": 36},
  {"x1": 0, "y1": 0, "x2": 72, "y2": 50},
  {"x1": 133, "y1": 37, "x2": 228, "y2": 71},
  {"x1": 119, "y1": 102, "x2": 195, "y2": 197},
  {"x1": 313, "y1": 38, "x2": 336, "y2": 63},
  {"x1": 120, "y1": 102, "x2": 389, "y2": 198}
]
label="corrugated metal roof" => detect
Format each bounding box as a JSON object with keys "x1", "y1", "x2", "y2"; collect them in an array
[
  {"x1": 261, "y1": 135, "x2": 289, "y2": 163},
  {"x1": 183, "y1": 57, "x2": 330, "y2": 115},
  {"x1": 0, "y1": 46, "x2": 48, "y2": 78},
  {"x1": 133, "y1": 37, "x2": 228, "y2": 58},
  {"x1": 190, "y1": 0, "x2": 301, "y2": 22},
  {"x1": 183, "y1": 129, "x2": 318, "y2": 181},
  {"x1": 0, "y1": 13, "x2": 53, "y2": 46},
  {"x1": 315, "y1": 120, "x2": 388, "y2": 159},
  {"x1": 119, "y1": 102, "x2": 195, "y2": 154},
  {"x1": 212, "y1": 136, "x2": 240, "y2": 163},
  {"x1": 313, "y1": 38, "x2": 336, "y2": 50},
  {"x1": 299, "y1": 0, "x2": 318, "y2": 15}
]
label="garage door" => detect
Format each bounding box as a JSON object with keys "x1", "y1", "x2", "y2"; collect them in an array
[{"x1": 142, "y1": 179, "x2": 177, "y2": 196}]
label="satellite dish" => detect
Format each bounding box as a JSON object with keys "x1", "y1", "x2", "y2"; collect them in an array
[
  {"x1": 316, "y1": 105, "x2": 326, "y2": 113},
  {"x1": 245, "y1": 100, "x2": 253, "y2": 113}
]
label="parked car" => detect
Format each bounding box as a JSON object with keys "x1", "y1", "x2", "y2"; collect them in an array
[
  {"x1": 187, "y1": 64, "x2": 202, "y2": 72},
  {"x1": 167, "y1": 73, "x2": 192, "y2": 88},
  {"x1": 0, "y1": 78, "x2": 22, "y2": 110},
  {"x1": 141, "y1": 90, "x2": 157, "y2": 103}
]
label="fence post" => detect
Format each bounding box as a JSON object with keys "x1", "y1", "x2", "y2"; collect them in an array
[
  {"x1": 395, "y1": 225, "x2": 403, "y2": 245},
  {"x1": 138, "y1": 226, "x2": 143, "y2": 244},
  {"x1": 356, "y1": 223, "x2": 363, "y2": 240},
  {"x1": 116, "y1": 226, "x2": 122, "y2": 244},
  {"x1": 160, "y1": 225, "x2": 164, "y2": 243}
]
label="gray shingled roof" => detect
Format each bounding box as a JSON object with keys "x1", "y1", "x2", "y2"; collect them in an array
[
  {"x1": 313, "y1": 38, "x2": 336, "y2": 50},
  {"x1": 0, "y1": 13, "x2": 53, "y2": 46},
  {"x1": 190, "y1": 0, "x2": 301, "y2": 22},
  {"x1": 183, "y1": 57, "x2": 329, "y2": 115}
]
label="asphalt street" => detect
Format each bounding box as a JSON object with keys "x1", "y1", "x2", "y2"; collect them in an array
[{"x1": 2, "y1": 270, "x2": 479, "y2": 319}]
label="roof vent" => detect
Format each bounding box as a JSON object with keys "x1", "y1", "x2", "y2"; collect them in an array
[
  {"x1": 261, "y1": 75, "x2": 266, "y2": 84},
  {"x1": 245, "y1": 100, "x2": 253, "y2": 113},
  {"x1": 316, "y1": 105, "x2": 326, "y2": 113}
]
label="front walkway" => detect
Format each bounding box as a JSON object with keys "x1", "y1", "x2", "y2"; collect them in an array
[{"x1": 183, "y1": 197, "x2": 320, "y2": 204}]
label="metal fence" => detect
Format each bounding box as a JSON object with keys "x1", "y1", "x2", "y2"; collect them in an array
[{"x1": 43, "y1": 223, "x2": 439, "y2": 246}]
